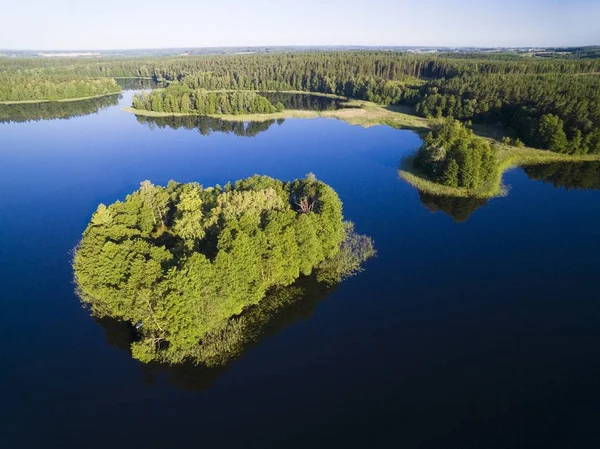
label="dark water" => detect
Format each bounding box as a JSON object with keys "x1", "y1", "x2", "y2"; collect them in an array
[
  {"x1": 259, "y1": 91, "x2": 350, "y2": 110},
  {"x1": 2, "y1": 91, "x2": 600, "y2": 449}
]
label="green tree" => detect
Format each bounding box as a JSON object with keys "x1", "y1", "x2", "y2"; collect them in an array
[
  {"x1": 443, "y1": 158, "x2": 460, "y2": 187},
  {"x1": 538, "y1": 114, "x2": 568, "y2": 153}
]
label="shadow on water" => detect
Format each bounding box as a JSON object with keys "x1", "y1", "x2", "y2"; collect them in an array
[
  {"x1": 418, "y1": 192, "x2": 489, "y2": 222},
  {"x1": 115, "y1": 78, "x2": 164, "y2": 91},
  {"x1": 523, "y1": 162, "x2": 600, "y2": 190},
  {"x1": 414, "y1": 162, "x2": 600, "y2": 222},
  {"x1": 94, "y1": 275, "x2": 336, "y2": 391},
  {"x1": 135, "y1": 114, "x2": 283, "y2": 137},
  {"x1": 0, "y1": 94, "x2": 121, "y2": 123}
]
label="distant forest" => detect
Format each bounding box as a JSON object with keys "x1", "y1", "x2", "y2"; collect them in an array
[
  {"x1": 2, "y1": 51, "x2": 599, "y2": 153},
  {"x1": 0, "y1": 75, "x2": 120, "y2": 102}
]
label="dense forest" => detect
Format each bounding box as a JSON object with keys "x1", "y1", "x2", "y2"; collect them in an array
[
  {"x1": 2, "y1": 51, "x2": 598, "y2": 153},
  {"x1": 73, "y1": 175, "x2": 374, "y2": 364},
  {"x1": 413, "y1": 73, "x2": 600, "y2": 154},
  {"x1": 0, "y1": 75, "x2": 120, "y2": 102},
  {"x1": 415, "y1": 119, "x2": 498, "y2": 190},
  {"x1": 132, "y1": 86, "x2": 281, "y2": 115}
]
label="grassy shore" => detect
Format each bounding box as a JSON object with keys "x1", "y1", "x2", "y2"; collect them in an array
[
  {"x1": 399, "y1": 142, "x2": 600, "y2": 199},
  {"x1": 124, "y1": 96, "x2": 430, "y2": 131},
  {"x1": 0, "y1": 91, "x2": 121, "y2": 105},
  {"x1": 123, "y1": 94, "x2": 600, "y2": 199}
]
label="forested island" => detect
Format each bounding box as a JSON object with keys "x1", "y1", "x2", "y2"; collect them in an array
[
  {"x1": 132, "y1": 86, "x2": 283, "y2": 115},
  {"x1": 73, "y1": 175, "x2": 374, "y2": 365},
  {"x1": 414, "y1": 119, "x2": 498, "y2": 190}
]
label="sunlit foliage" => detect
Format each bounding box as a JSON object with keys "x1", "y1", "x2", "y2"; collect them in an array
[
  {"x1": 0, "y1": 75, "x2": 120, "y2": 102},
  {"x1": 133, "y1": 86, "x2": 277, "y2": 115},
  {"x1": 415, "y1": 119, "x2": 498, "y2": 190},
  {"x1": 73, "y1": 175, "x2": 374, "y2": 364}
]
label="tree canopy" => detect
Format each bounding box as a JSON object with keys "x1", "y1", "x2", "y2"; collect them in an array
[
  {"x1": 0, "y1": 75, "x2": 121, "y2": 102},
  {"x1": 415, "y1": 118, "x2": 498, "y2": 190},
  {"x1": 132, "y1": 86, "x2": 278, "y2": 115},
  {"x1": 73, "y1": 175, "x2": 374, "y2": 365}
]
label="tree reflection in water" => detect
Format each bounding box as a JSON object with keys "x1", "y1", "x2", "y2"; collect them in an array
[
  {"x1": 94, "y1": 275, "x2": 336, "y2": 391},
  {"x1": 418, "y1": 191, "x2": 488, "y2": 222},
  {"x1": 135, "y1": 114, "x2": 282, "y2": 137},
  {"x1": 523, "y1": 162, "x2": 600, "y2": 191},
  {"x1": 0, "y1": 94, "x2": 120, "y2": 123}
]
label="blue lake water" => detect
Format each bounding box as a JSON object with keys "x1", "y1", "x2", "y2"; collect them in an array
[{"x1": 2, "y1": 91, "x2": 600, "y2": 448}]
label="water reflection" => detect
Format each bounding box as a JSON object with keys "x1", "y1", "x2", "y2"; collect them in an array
[
  {"x1": 0, "y1": 94, "x2": 120, "y2": 123},
  {"x1": 94, "y1": 275, "x2": 335, "y2": 391},
  {"x1": 135, "y1": 114, "x2": 282, "y2": 137},
  {"x1": 259, "y1": 92, "x2": 351, "y2": 111},
  {"x1": 418, "y1": 191, "x2": 488, "y2": 222},
  {"x1": 524, "y1": 162, "x2": 600, "y2": 190},
  {"x1": 115, "y1": 78, "x2": 163, "y2": 91},
  {"x1": 414, "y1": 162, "x2": 600, "y2": 221}
]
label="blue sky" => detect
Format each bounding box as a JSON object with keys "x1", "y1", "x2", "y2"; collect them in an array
[{"x1": 2, "y1": 0, "x2": 598, "y2": 50}]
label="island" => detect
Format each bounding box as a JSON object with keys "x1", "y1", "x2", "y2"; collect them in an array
[
  {"x1": 73, "y1": 174, "x2": 375, "y2": 365},
  {"x1": 400, "y1": 118, "x2": 600, "y2": 199},
  {"x1": 131, "y1": 86, "x2": 284, "y2": 115}
]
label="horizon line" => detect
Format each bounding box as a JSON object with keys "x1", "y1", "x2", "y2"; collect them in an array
[{"x1": 2, "y1": 44, "x2": 599, "y2": 53}]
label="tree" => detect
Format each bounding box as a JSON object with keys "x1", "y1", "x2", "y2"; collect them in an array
[
  {"x1": 538, "y1": 114, "x2": 568, "y2": 153},
  {"x1": 139, "y1": 180, "x2": 168, "y2": 228},
  {"x1": 443, "y1": 159, "x2": 460, "y2": 187},
  {"x1": 173, "y1": 184, "x2": 204, "y2": 248}
]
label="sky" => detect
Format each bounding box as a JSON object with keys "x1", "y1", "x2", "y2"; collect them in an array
[{"x1": 1, "y1": 0, "x2": 599, "y2": 50}]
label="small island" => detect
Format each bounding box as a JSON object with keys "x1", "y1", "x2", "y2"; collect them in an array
[
  {"x1": 132, "y1": 85, "x2": 284, "y2": 116},
  {"x1": 400, "y1": 118, "x2": 600, "y2": 199},
  {"x1": 73, "y1": 174, "x2": 375, "y2": 365}
]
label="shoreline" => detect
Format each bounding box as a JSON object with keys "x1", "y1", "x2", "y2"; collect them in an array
[
  {"x1": 123, "y1": 99, "x2": 430, "y2": 130},
  {"x1": 399, "y1": 144, "x2": 600, "y2": 199},
  {"x1": 124, "y1": 94, "x2": 600, "y2": 200},
  {"x1": 0, "y1": 91, "x2": 122, "y2": 105}
]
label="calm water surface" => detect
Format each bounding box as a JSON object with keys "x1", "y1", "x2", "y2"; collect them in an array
[
  {"x1": 2, "y1": 91, "x2": 600, "y2": 449},
  {"x1": 258, "y1": 91, "x2": 351, "y2": 110}
]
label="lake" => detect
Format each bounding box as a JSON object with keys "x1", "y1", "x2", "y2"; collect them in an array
[{"x1": 2, "y1": 90, "x2": 600, "y2": 449}]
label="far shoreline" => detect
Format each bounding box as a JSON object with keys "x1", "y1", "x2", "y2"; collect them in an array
[{"x1": 0, "y1": 91, "x2": 121, "y2": 105}]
